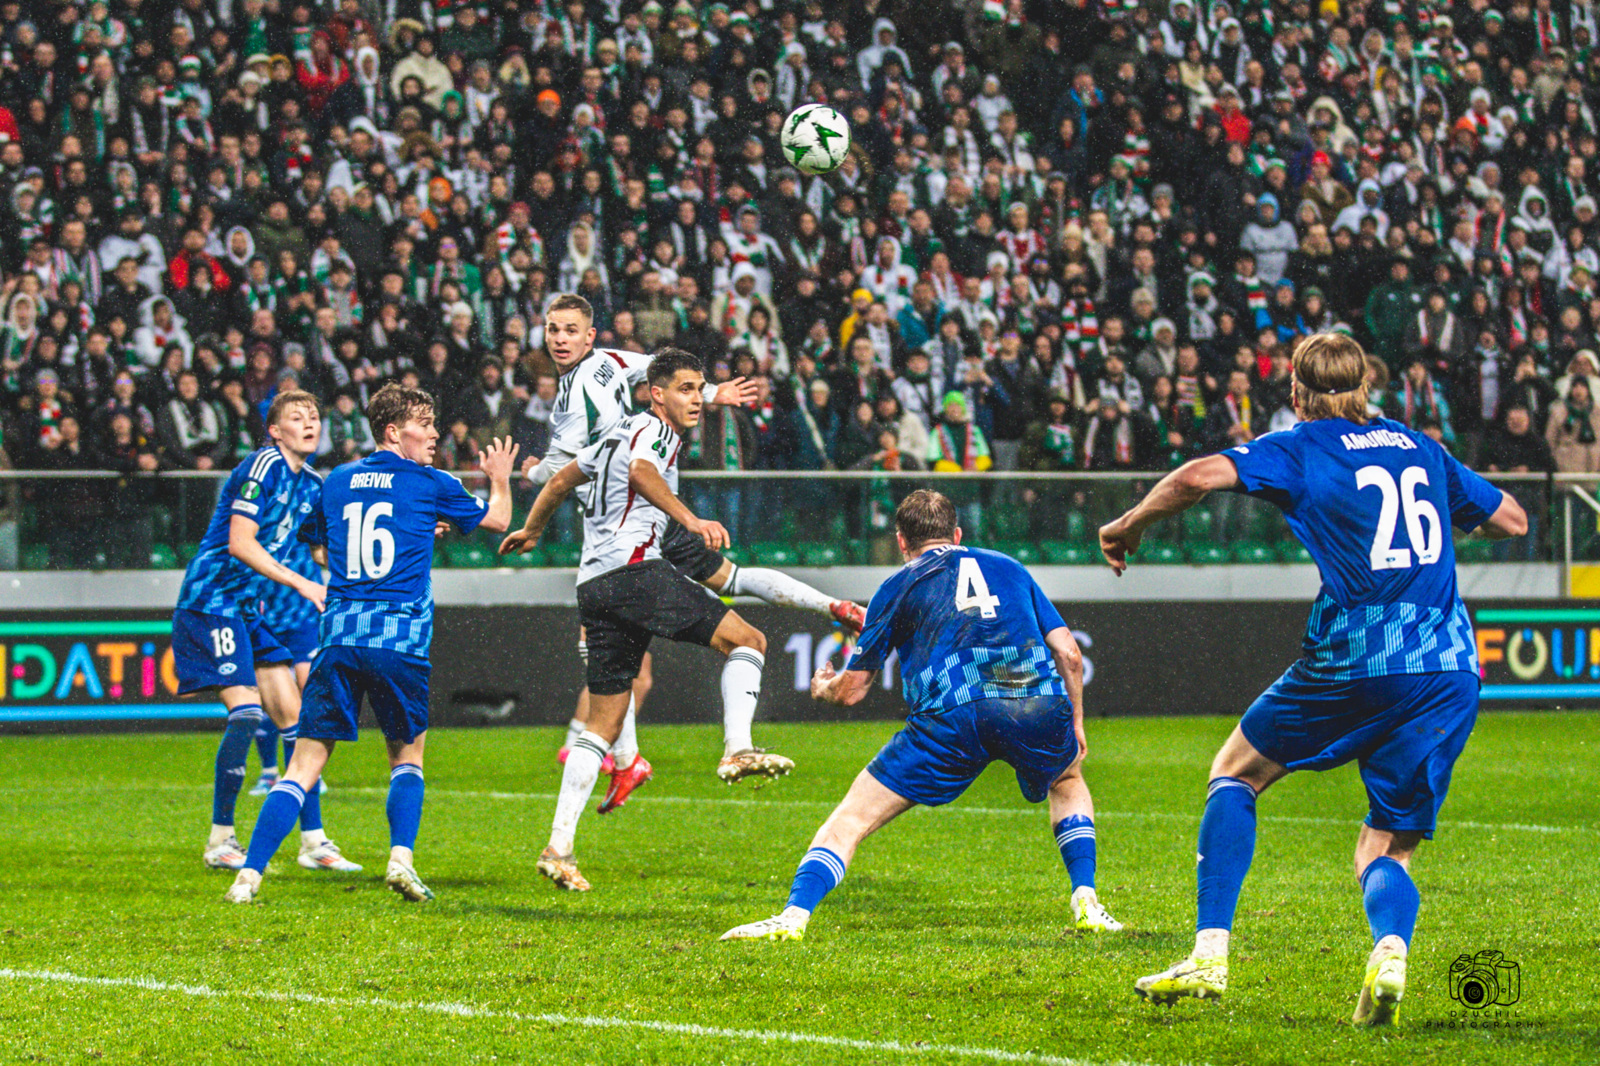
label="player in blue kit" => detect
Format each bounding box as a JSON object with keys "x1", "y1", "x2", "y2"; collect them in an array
[
  {"x1": 172, "y1": 390, "x2": 353, "y2": 872},
  {"x1": 1100, "y1": 333, "x2": 1527, "y2": 1025},
  {"x1": 720, "y1": 489, "x2": 1121, "y2": 942},
  {"x1": 224, "y1": 383, "x2": 517, "y2": 904}
]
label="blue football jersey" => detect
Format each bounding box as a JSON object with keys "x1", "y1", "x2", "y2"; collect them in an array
[
  {"x1": 847, "y1": 545, "x2": 1069, "y2": 716},
  {"x1": 1225, "y1": 417, "x2": 1503, "y2": 679},
  {"x1": 256, "y1": 535, "x2": 321, "y2": 634},
  {"x1": 176, "y1": 446, "x2": 323, "y2": 617},
  {"x1": 301, "y1": 450, "x2": 489, "y2": 657}
]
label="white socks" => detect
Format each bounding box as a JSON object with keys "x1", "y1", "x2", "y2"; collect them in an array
[
  {"x1": 301, "y1": 828, "x2": 328, "y2": 847},
  {"x1": 611, "y1": 698, "x2": 638, "y2": 771},
  {"x1": 562, "y1": 717, "x2": 585, "y2": 749},
  {"x1": 550, "y1": 730, "x2": 607, "y2": 855},
  {"x1": 1195, "y1": 927, "x2": 1230, "y2": 960},
  {"x1": 728, "y1": 566, "x2": 834, "y2": 615},
  {"x1": 721, "y1": 648, "x2": 765, "y2": 755},
  {"x1": 209, "y1": 824, "x2": 235, "y2": 845},
  {"x1": 1371, "y1": 934, "x2": 1408, "y2": 961},
  {"x1": 390, "y1": 845, "x2": 415, "y2": 868}
]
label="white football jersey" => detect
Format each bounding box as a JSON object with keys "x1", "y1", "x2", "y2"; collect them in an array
[
  {"x1": 528, "y1": 347, "x2": 722, "y2": 487},
  {"x1": 574, "y1": 411, "x2": 681, "y2": 585}
]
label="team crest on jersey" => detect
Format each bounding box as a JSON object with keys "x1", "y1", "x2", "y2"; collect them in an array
[
  {"x1": 300, "y1": 502, "x2": 312, "y2": 513},
  {"x1": 240, "y1": 482, "x2": 262, "y2": 500},
  {"x1": 218, "y1": 663, "x2": 237, "y2": 676}
]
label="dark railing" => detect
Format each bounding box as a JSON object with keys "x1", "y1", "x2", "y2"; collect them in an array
[{"x1": 0, "y1": 469, "x2": 1572, "y2": 573}]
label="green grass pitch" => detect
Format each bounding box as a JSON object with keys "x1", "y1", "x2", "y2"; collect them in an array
[{"x1": 1, "y1": 713, "x2": 1597, "y2": 1065}]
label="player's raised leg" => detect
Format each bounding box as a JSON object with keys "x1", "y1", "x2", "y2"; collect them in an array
[
  {"x1": 710, "y1": 613, "x2": 791, "y2": 782},
  {"x1": 1135, "y1": 727, "x2": 1287, "y2": 1005},
  {"x1": 698, "y1": 556, "x2": 865, "y2": 635},
  {"x1": 1351, "y1": 827, "x2": 1422, "y2": 1027},
  {"x1": 722, "y1": 768, "x2": 915, "y2": 941},
  {"x1": 1050, "y1": 763, "x2": 1122, "y2": 932}
]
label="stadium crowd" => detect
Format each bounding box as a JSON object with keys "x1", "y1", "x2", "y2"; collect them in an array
[{"x1": 0, "y1": 0, "x2": 1594, "y2": 508}]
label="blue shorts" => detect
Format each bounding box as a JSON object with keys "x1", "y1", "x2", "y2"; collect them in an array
[
  {"x1": 171, "y1": 607, "x2": 293, "y2": 695},
  {"x1": 298, "y1": 645, "x2": 431, "y2": 744},
  {"x1": 273, "y1": 616, "x2": 320, "y2": 663},
  {"x1": 868, "y1": 695, "x2": 1078, "y2": 807},
  {"x1": 1241, "y1": 663, "x2": 1480, "y2": 838}
]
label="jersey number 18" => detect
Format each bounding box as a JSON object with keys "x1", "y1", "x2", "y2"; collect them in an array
[{"x1": 1356, "y1": 465, "x2": 1442, "y2": 571}]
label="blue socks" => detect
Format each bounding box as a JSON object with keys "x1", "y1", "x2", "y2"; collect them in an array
[
  {"x1": 1054, "y1": 815, "x2": 1097, "y2": 891},
  {"x1": 1196, "y1": 777, "x2": 1257, "y2": 933},
  {"x1": 1361, "y1": 855, "x2": 1419, "y2": 946},
  {"x1": 254, "y1": 720, "x2": 279, "y2": 774},
  {"x1": 244, "y1": 780, "x2": 307, "y2": 872},
  {"x1": 785, "y1": 847, "x2": 846, "y2": 913},
  {"x1": 279, "y1": 726, "x2": 324, "y2": 833},
  {"x1": 212, "y1": 704, "x2": 262, "y2": 827},
  {"x1": 387, "y1": 764, "x2": 425, "y2": 850}
]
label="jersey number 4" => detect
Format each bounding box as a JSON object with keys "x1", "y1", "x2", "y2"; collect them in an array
[
  {"x1": 1356, "y1": 465, "x2": 1442, "y2": 571},
  {"x1": 341, "y1": 502, "x2": 396, "y2": 580},
  {"x1": 955, "y1": 556, "x2": 1000, "y2": 618}
]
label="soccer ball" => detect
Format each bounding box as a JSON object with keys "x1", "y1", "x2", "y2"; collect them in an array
[{"x1": 780, "y1": 105, "x2": 851, "y2": 176}]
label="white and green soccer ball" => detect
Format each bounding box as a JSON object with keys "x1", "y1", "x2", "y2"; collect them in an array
[{"x1": 781, "y1": 104, "x2": 851, "y2": 175}]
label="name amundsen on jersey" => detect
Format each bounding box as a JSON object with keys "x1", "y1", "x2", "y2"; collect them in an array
[
  {"x1": 1340, "y1": 428, "x2": 1418, "y2": 451},
  {"x1": 350, "y1": 472, "x2": 397, "y2": 489}
]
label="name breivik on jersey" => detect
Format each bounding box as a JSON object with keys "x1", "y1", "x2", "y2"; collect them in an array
[
  {"x1": 350, "y1": 472, "x2": 397, "y2": 489},
  {"x1": 1340, "y1": 428, "x2": 1418, "y2": 451}
]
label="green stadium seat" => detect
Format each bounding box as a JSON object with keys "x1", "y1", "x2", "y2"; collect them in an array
[
  {"x1": 503, "y1": 545, "x2": 541, "y2": 567},
  {"x1": 1277, "y1": 539, "x2": 1313, "y2": 564},
  {"x1": 753, "y1": 542, "x2": 798, "y2": 567},
  {"x1": 1043, "y1": 541, "x2": 1094, "y2": 565},
  {"x1": 722, "y1": 546, "x2": 752, "y2": 567},
  {"x1": 147, "y1": 544, "x2": 177, "y2": 569},
  {"x1": 1063, "y1": 510, "x2": 1089, "y2": 543},
  {"x1": 1181, "y1": 507, "x2": 1215, "y2": 542},
  {"x1": 1455, "y1": 538, "x2": 1493, "y2": 563},
  {"x1": 20, "y1": 543, "x2": 49, "y2": 570},
  {"x1": 1143, "y1": 542, "x2": 1185, "y2": 565},
  {"x1": 1231, "y1": 541, "x2": 1278, "y2": 565},
  {"x1": 544, "y1": 543, "x2": 581, "y2": 567},
  {"x1": 177, "y1": 542, "x2": 201, "y2": 564},
  {"x1": 1185, "y1": 542, "x2": 1230, "y2": 565},
  {"x1": 996, "y1": 541, "x2": 1041, "y2": 566},
  {"x1": 799, "y1": 544, "x2": 843, "y2": 567},
  {"x1": 91, "y1": 550, "x2": 111, "y2": 571}
]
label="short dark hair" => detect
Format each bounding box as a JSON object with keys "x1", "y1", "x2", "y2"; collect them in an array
[
  {"x1": 647, "y1": 346, "x2": 703, "y2": 387},
  {"x1": 266, "y1": 388, "x2": 319, "y2": 426},
  {"x1": 547, "y1": 292, "x2": 593, "y2": 322},
  {"x1": 895, "y1": 489, "x2": 958, "y2": 551},
  {"x1": 367, "y1": 382, "x2": 435, "y2": 439}
]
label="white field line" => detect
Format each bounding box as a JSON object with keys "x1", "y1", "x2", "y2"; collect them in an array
[
  {"x1": 23, "y1": 781, "x2": 1593, "y2": 835},
  {"x1": 0, "y1": 968, "x2": 1194, "y2": 1066}
]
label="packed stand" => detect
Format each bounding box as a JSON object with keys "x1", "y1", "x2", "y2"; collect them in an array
[{"x1": 0, "y1": 0, "x2": 1591, "y2": 565}]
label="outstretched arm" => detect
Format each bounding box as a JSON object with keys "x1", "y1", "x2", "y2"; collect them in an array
[
  {"x1": 1099, "y1": 454, "x2": 1240, "y2": 574},
  {"x1": 499, "y1": 459, "x2": 590, "y2": 554},
  {"x1": 476, "y1": 436, "x2": 519, "y2": 534},
  {"x1": 1475, "y1": 491, "x2": 1529, "y2": 541},
  {"x1": 228, "y1": 515, "x2": 326, "y2": 611},
  {"x1": 810, "y1": 660, "x2": 876, "y2": 706},
  {"x1": 628, "y1": 458, "x2": 729, "y2": 549}
]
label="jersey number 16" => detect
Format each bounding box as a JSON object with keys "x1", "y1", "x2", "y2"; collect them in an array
[
  {"x1": 341, "y1": 502, "x2": 396, "y2": 580},
  {"x1": 1356, "y1": 465, "x2": 1442, "y2": 572}
]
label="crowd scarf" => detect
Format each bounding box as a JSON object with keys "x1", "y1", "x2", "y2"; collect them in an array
[
  {"x1": 1223, "y1": 391, "x2": 1252, "y2": 432},
  {"x1": 932, "y1": 419, "x2": 991, "y2": 471},
  {"x1": 34, "y1": 395, "x2": 64, "y2": 444},
  {"x1": 1565, "y1": 389, "x2": 1598, "y2": 445},
  {"x1": 1060, "y1": 297, "x2": 1099, "y2": 352},
  {"x1": 1188, "y1": 293, "x2": 1219, "y2": 341},
  {"x1": 1085, "y1": 411, "x2": 1134, "y2": 467},
  {"x1": 926, "y1": 267, "x2": 960, "y2": 307},
  {"x1": 1416, "y1": 308, "x2": 1455, "y2": 353},
  {"x1": 170, "y1": 395, "x2": 221, "y2": 451},
  {"x1": 749, "y1": 394, "x2": 775, "y2": 435},
  {"x1": 1538, "y1": 4, "x2": 1562, "y2": 52},
  {"x1": 789, "y1": 233, "x2": 825, "y2": 276},
  {"x1": 1475, "y1": 206, "x2": 1506, "y2": 252},
  {"x1": 1235, "y1": 271, "x2": 1268, "y2": 313},
  {"x1": 795, "y1": 383, "x2": 835, "y2": 470},
  {"x1": 1175, "y1": 371, "x2": 1208, "y2": 418},
  {"x1": 1402, "y1": 373, "x2": 1441, "y2": 425},
  {"x1": 1416, "y1": 202, "x2": 1444, "y2": 241}
]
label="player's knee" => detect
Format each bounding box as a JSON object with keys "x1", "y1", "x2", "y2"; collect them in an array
[{"x1": 738, "y1": 625, "x2": 767, "y2": 656}]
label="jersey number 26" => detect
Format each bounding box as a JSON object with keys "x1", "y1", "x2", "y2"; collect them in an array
[{"x1": 1355, "y1": 465, "x2": 1442, "y2": 571}]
